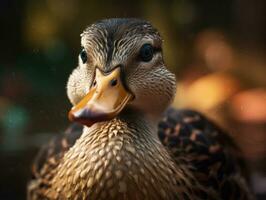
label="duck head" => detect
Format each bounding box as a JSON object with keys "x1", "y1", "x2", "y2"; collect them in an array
[{"x1": 67, "y1": 18, "x2": 176, "y2": 127}]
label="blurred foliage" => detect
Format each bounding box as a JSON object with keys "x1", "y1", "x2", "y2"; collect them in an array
[{"x1": 0, "y1": 0, "x2": 265, "y2": 199}]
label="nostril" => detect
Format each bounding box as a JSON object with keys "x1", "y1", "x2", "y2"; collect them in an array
[
  {"x1": 110, "y1": 79, "x2": 118, "y2": 87},
  {"x1": 93, "y1": 80, "x2": 97, "y2": 87}
]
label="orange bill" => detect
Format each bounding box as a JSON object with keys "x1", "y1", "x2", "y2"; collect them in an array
[{"x1": 68, "y1": 67, "x2": 133, "y2": 127}]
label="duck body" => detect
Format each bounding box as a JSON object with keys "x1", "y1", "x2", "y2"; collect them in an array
[
  {"x1": 28, "y1": 109, "x2": 253, "y2": 200},
  {"x1": 28, "y1": 18, "x2": 254, "y2": 199},
  {"x1": 29, "y1": 109, "x2": 191, "y2": 199}
]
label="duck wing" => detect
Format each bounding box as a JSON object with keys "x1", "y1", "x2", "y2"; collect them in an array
[
  {"x1": 27, "y1": 123, "x2": 83, "y2": 200},
  {"x1": 158, "y1": 108, "x2": 254, "y2": 200}
]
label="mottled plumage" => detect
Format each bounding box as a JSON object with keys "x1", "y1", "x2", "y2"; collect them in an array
[
  {"x1": 28, "y1": 18, "x2": 254, "y2": 200},
  {"x1": 159, "y1": 109, "x2": 252, "y2": 199}
]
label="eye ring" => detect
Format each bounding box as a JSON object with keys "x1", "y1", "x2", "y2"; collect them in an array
[
  {"x1": 139, "y1": 44, "x2": 154, "y2": 62},
  {"x1": 80, "y1": 48, "x2": 88, "y2": 64}
]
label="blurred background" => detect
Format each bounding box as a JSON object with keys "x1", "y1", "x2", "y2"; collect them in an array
[{"x1": 0, "y1": 0, "x2": 265, "y2": 199}]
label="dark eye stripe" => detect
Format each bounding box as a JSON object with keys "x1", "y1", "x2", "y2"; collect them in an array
[{"x1": 80, "y1": 48, "x2": 88, "y2": 64}]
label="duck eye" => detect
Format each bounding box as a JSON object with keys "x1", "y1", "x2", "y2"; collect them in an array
[
  {"x1": 80, "y1": 48, "x2": 88, "y2": 64},
  {"x1": 139, "y1": 44, "x2": 154, "y2": 62}
]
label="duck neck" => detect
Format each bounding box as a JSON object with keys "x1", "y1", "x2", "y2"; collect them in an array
[
  {"x1": 50, "y1": 108, "x2": 191, "y2": 199},
  {"x1": 81, "y1": 108, "x2": 162, "y2": 152}
]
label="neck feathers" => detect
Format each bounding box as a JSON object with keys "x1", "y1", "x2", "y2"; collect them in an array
[{"x1": 47, "y1": 112, "x2": 194, "y2": 199}]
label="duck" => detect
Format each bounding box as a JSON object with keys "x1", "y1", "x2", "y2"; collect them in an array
[{"x1": 27, "y1": 18, "x2": 254, "y2": 200}]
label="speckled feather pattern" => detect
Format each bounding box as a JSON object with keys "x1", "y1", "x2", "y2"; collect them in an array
[
  {"x1": 158, "y1": 109, "x2": 254, "y2": 200},
  {"x1": 28, "y1": 109, "x2": 254, "y2": 200},
  {"x1": 29, "y1": 111, "x2": 212, "y2": 200}
]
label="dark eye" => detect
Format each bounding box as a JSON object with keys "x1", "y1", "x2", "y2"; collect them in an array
[
  {"x1": 139, "y1": 44, "x2": 154, "y2": 62},
  {"x1": 80, "y1": 48, "x2": 87, "y2": 64}
]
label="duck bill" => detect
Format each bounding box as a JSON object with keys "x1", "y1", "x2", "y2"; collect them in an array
[{"x1": 68, "y1": 67, "x2": 132, "y2": 127}]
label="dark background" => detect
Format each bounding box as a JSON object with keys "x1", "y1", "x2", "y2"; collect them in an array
[{"x1": 0, "y1": 0, "x2": 265, "y2": 199}]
